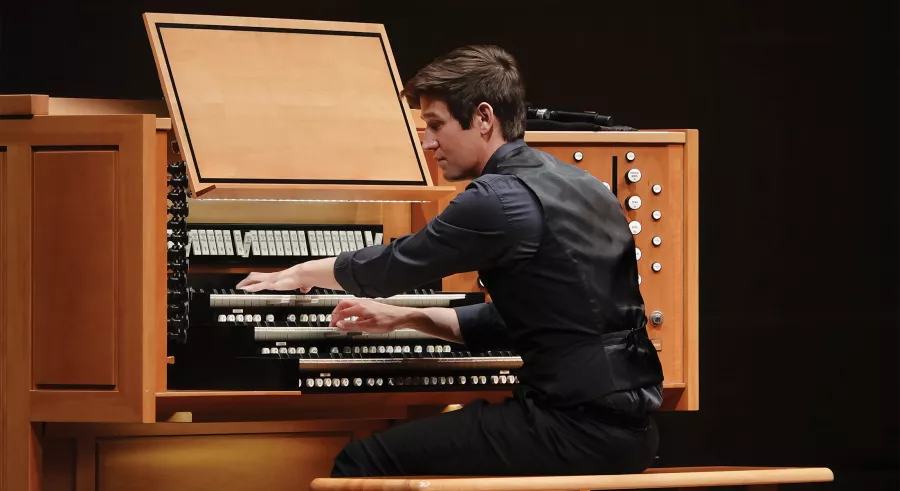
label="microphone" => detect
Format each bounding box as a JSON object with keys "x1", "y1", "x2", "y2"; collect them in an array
[{"x1": 526, "y1": 107, "x2": 615, "y2": 127}]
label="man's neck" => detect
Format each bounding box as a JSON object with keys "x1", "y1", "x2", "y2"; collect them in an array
[{"x1": 474, "y1": 138, "x2": 509, "y2": 175}]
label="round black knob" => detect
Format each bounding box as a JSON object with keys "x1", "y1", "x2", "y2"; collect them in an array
[{"x1": 649, "y1": 311, "x2": 664, "y2": 326}]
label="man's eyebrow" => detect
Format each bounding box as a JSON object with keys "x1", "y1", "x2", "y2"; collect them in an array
[{"x1": 420, "y1": 111, "x2": 438, "y2": 120}]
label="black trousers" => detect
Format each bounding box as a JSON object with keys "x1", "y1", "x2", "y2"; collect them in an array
[{"x1": 330, "y1": 390, "x2": 658, "y2": 477}]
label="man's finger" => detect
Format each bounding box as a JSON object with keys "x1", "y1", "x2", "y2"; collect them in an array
[
  {"x1": 332, "y1": 299, "x2": 358, "y2": 316},
  {"x1": 330, "y1": 305, "x2": 365, "y2": 326},
  {"x1": 236, "y1": 272, "x2": 265, "y2": 288},
  {"x1": 240, "y1": 281, "x2": 270, "y2": 293},
  {"x1": 336, "y1": 317, "x2": 375, "y2": 332}
]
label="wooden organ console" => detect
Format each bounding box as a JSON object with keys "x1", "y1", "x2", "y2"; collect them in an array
[{"x1": 0, "y1": 12, "x2": 698, "y2": 491}]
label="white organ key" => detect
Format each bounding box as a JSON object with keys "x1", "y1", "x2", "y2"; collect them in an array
[
  {"x1": 296, "y1": 231, "x2": 309, "y2": 256},
  {"x1": 288, "y1": 230, "x2": 301, "y2": 256},
  {"x1": 353, "y1": 231, "x2": 365, "y2": 250},
  {"x1": 317, "y1": 231, "x2": 328, "y2": 256},
  {"x1": 200, "y1": 230, "x2": 213, "y2": 254},
  {"x1": 222, "y1": 230, "x2": 236, "y2": 255},
  {"x1": 220, "y1": 292, "x2": 467, "y2": 309},
  {"x1": 374, "y1": 232, "x2": 383, "y2": 245},
  {"x1": 331, "y1": 231, "x2": 341, "y2": 254},
  {"x1": 258, "y1": 231, "x2": 270, "y2": 256},
  {"x1": 250, "y1": 230, "x2": 261, "y2": 256},
  {"x1": 338, "y1": 230, "x2": 349, "y2": 253},
  {"x1": 324, "y1": 231, "x2": 335, "y2": 256},
  {"x1": 307, "y1": 231, "x2": 319, "y2": 256},
  {"x1": 281, "y1": 230, "x2": 292, "y2": 255},
  {"x1": 276, "y1": 230, "x2": 288, "y2": 256},
  {"x1": 212, "y1": 229, "x2": 223, "y2": 254},
  {"x1": 345, "y1": 230, "x2": 357, "y2": 250},
  {"x1": 265, "y1": 230, "x2": 278, "y2": 256},
  {"x1": 189, "y1": 230, "x2": 202, "y2": 255},
  {"x1": 233, "y1": 230, "x2": 245, "y2": 256},
  {"x1": 364, "y1": 230, "x2": 374, "y2": 246},
  {"x1": 206, "y1": 230, "x2": 219, "y2": 255},
  {"x1": 184, "y1": 238, "x2": 192, "y2": 257}
]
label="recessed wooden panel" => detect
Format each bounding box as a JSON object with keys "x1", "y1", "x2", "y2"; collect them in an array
[
  {"x1": 97, "y1": 433, "x2": 350, "y2": 491},
  {"x1": 32, "y1": 149, "x2": 118, "y2": 387}
]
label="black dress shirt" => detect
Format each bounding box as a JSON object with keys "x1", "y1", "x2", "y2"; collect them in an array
[{"x1": 334, "y1": 140, "x2": 662, "y2": 415}]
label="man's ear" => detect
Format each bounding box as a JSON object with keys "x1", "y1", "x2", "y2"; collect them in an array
[{"x1": 474, "y1": 102, "x2": 494, "y2": 135}]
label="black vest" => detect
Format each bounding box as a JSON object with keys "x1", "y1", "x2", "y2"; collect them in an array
[{"x1": 478, "y1": 142, "x2": 664, "y2": 407}]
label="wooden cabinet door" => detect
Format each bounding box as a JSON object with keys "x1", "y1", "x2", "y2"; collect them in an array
[{"x1": 2, "y1": 114, "x2": 164, "y2": 423}]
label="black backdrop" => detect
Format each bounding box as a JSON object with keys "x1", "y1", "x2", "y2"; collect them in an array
[{"x1": 2, "y1": 1, "x2": 898, "y2": 489}]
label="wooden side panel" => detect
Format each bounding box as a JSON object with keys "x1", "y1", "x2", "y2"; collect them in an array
[
  {"x1": 32, "y1": 150, "x2": 119, "y2": 387},
  {"x1": 1, "y1": 146, "x2": 5, "y2": 489},
  {"x1": 3, "y1": 143, "x2": 45, "y2": 491},
  {"x1": 0, "y1": 114, "x2": 161, "y2": 426},
  {"x1": 677, "y1": 129, "x2": 700, "y2": 410}
]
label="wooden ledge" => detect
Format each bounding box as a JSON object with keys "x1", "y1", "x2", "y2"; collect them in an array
[
  {"x1": 310, "y1": 466, "x2": 834, "y2": 491},
  {"x1": 155, "y1": 390, "x2": 511, "y2": 422}
]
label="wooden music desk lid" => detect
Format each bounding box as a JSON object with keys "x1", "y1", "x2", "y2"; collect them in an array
[{"x1": 143, "y1": 13, "x2": 454, "y2": 202}]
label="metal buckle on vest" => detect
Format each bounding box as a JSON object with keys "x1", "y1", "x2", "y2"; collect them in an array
[{"x1": 625, "y1": 328, "x2": 637, "y2": 350}]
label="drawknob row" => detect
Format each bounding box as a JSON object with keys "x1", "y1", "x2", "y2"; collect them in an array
[{"x1": 167, "y1": 161, "x2": 191, "y2": 343}]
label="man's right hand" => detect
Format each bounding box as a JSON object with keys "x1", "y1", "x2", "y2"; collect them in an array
[{"x1": 330, "y1": 298, "x2": 407, "y2": 334}]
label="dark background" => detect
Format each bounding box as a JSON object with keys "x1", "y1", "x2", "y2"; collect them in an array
[{"x1": 2, "y1": 1, "x2": 898, "y2": 489}]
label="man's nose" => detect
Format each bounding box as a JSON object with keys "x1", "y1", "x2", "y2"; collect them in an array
[{"x1": 421, "y1": 138, "x2": 438, "y2": 151}]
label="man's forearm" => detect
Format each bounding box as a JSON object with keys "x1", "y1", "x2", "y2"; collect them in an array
[
  {"x1": 296, "y1": 257, "x2": 344, "y2": 290},
  {"x1": 397, "y1": 307, "x2": 463, "y2": 344}
]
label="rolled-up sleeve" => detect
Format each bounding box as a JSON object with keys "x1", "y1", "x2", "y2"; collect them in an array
[
  {"x1": 455, "y1": 302, "x2": 510, "y2": 351},
  {"x1": 333, "y1": 177, "x2": 523, "y2": 298}
]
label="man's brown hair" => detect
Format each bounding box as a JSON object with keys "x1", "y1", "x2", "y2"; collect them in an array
[{"x1": 402, "y1": 45, "x2": 526, "y2": 141}]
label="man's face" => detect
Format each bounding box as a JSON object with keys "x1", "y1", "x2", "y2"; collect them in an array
[{"x1": 419, "y1": 95, "x2": 483, "y2": 182}]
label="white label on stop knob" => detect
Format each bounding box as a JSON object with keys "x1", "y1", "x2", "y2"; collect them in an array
[
  {"x1": 573, "y1": 151, "x2": 583, "y2": 161},
  {"x1": 626, "y1": 168, "x2": 642, "y2": 183},
  {"x1": 652, "y1": 236, "x2": 662, "y2": 246},
  {"x1": 603, "y1": 182, "x2": 611, "y2": 190},
  {"x1": 652, "y1": 184, "x2": 662, "y2": 194},
  {"x1": 652, "y1": 262, "x2": 662, "y2": 272},
  {"x1": 635, "y1": 248, "x2": 642, "y2": 260},
  {"x1": 627, "y1": 196, "x2": 642, "y2": 210},
  {"x1": 652, "y1": 210, "x2": 662, "y2": 220},
  {"x1": 629, "y1": 221, "x2": 642, "y2": 235}
]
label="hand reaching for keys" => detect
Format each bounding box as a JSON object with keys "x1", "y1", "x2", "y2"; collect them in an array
[{"x1": 330, "y1": 298, "x2": 409, "y2": 335}]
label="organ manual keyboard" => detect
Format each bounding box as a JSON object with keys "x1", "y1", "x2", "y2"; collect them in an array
[{"x1": 0, "y1": 11, "x2": 697, "y2": 491}]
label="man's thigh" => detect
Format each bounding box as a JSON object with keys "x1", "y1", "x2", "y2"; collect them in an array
[
  {"x1": 332, "y1": 397, "x2": 540, "y2": 477},
  {"x1": 330, "y1": 394, "x2": 649, "y2": 477}
]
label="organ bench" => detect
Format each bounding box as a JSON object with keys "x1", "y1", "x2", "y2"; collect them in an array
[
  {"x1": 0, "y1": 12, "x2": 698, "y2": 491},
  {"x1": 311, "y1": 467, "x2": 835, "y2": 491}
]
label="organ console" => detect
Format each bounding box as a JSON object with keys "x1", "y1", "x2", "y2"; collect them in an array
[{"x1": 0, "y1": 12, "x2": 698, "y2": 491}]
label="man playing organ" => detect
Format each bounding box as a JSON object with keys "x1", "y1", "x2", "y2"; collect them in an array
[{"x1": 237, "y1": 44, "x2": 664, "y2": 477}]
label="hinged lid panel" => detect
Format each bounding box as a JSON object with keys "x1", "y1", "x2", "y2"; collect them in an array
[{"x1": 144, "y1": 13, "x2": 446, "y2": 201}]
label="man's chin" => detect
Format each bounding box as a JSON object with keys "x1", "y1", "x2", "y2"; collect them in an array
[{"x1": 441, "y1": 169, "x2": 472, "y2": 182}]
